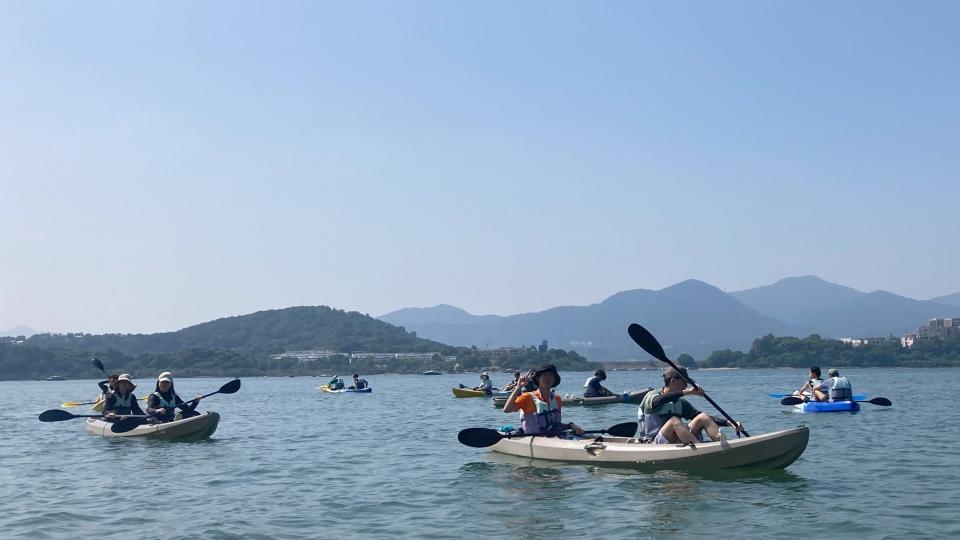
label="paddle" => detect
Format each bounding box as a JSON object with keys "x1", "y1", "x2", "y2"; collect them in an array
[
  {"x1": 780, "y1": 396, "x2": 892, "y2": 406},
  {"x1": 768, "y1": 392, "x2": 867, "y2": 400},
  {"x1": 92, "y1": 357, "x2": 108, "y2": 376},
  {"x1": 627, "y1": 323, "x2": 750, "y2": 437},
  {"x1": 38, "y1": 409, "x2": 146, "y2": 422},
  {"x1": 110, "y1": 378, "x2": 241, "y2": 433},
  {"x1": 61, "y1": 396, "x2": 148, "y2": 408},
  {"x1": 458, "y1": 422, "x2": 639, "y2": 448}
]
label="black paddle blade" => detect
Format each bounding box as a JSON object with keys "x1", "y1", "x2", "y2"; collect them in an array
[
  {"x1": 867, "y1": 397, "x2": 892, "y2": 406},
  {"x1": 92, "y1": 358, "x2": 105, "y2": 372},
  {"x1": 458, "y1": 428, "x2": 506, "y2": 448},
  {"x1": 219, "y1": 379, "x2": 241, "y2": 395},
  {"x1": 627, "y1": 324, "x2": 668, "y2": 363},
  {"x1": 605, "y1": 422, "x2": 638, "y2": 437},
  {"x1": 780, "y1": 396, "x2": 804, "y2": 406},
  {"x1": 38, "y1": 409, "x2": 76, "y2": 422},
  {"x1": 110, "y1": 417, "x2": 146, "y2": 434}
]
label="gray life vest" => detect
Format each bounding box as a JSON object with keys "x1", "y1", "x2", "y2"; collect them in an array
[
  {"x1": 637, "y1": 390, "x2": 684, "y2": 441},
  {"x1": 107, "y1": 392, "x2": 134, "y2": 414},
  {"x1": 152, "y1": 391, "x2": 178, "y2": 409},
  {"x1": 829, "y1": 376, "x2": 853, "y2": 401}
]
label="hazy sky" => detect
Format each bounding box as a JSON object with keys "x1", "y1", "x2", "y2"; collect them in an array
[{"x1": 2, "y1": 2, "x2": 958, "y2": 334}]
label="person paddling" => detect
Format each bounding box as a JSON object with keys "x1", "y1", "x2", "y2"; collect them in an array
[
  {"x1": 103, "y1": 374, "x2": 145, "y2": 421},
  {"x1": 328, "y1": 375, "x2": 345, "y2": 391},
  {"x1": 583, "y1": 369, "x2": 614, "y2": 398},
  {"x1": 637, "y1": 367, "x2": 743, "y2": 445},
  {"x1": 472, "y1": 372, "x2": 494, "y2": 395},
  {"x1": 146, "y1": 372, "x2": 201, "y2": 423},
  {"x1": 793, "y1": 366, "x2": 823, "y2": 402},
  {"x1": 92, "y1": 373, "x2": 119, "y2": 410},
  {"x1": 813, "y1": 368, "x2": 853, "y2": 402},
  {"x1": 349, "y1": 374, "x2": 369, "y2": 390},
  {"x1": 502, "y1": 364, "x2": 583, "y2": 436}
]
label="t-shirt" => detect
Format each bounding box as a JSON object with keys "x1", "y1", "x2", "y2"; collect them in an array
[
  {"x1": 587, "y1": 377, "x2": 603, "y2": 393},
  {"x1": 513, "y1": 390, "x2": 564, "y2": 414}
]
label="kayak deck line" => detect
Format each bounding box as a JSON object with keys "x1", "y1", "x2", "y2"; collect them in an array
[{"x1": 488, "y1": 426, "x2": 809, "y2": 471}]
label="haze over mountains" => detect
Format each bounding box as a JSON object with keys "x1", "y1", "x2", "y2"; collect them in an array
[{"x1": 381, "y1": 276, "x2": 960, "y2": 361}]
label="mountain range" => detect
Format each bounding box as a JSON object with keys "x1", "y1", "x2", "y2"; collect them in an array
[
  {"x1": 0, "y1": 326, "x2": 38, "y2": 338},
  {"x1": 381, "y1": 276, "x2": 960, "y2": 361}
]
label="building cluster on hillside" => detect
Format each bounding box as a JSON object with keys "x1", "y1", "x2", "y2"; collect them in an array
[
  {"x1": 901, "y1": 318, "x2": 960, "y2": 348},
  {"x1": 272, "y1": 341, "x2": 550, "y2": 365},
  {"x1": 272, "y1": 350, "x2": 457, "y2": 364}
]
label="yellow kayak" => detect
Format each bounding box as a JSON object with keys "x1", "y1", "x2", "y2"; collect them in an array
[{"x1": 452, "y1": 387, "x2": 509, "y2": 398}]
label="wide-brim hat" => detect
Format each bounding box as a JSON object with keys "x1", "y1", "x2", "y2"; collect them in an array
[
  {"x1": 532, "y1": 364, "x2": 561, "y2": 388},
  {"x1": 116, "y1": 374, "x2": 136, "y2": 390}
]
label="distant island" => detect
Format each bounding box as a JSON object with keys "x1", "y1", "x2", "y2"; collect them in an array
[
  {"x1": 3, "y1": 303, "x2": 958, "y2": 382},
  {"x1": 701, "y1": 334, "x2": 960, "y2": 368}
]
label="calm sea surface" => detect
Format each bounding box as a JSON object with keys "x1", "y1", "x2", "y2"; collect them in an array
[{"x1": 1, "y1": 368, "x2": 957, "y2": 539}]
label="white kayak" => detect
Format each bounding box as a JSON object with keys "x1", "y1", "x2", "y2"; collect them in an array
[
  {"x1": 85, "y1": 412, "x2": 220, "y2": 441},
  {"x1": 489, "y1": 426, "x2": 809, "y2": 471}
]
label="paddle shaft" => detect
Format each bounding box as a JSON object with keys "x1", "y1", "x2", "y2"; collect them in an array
[
  {"x1": 650, "y1": 349, "x2": 748, "y2": 436},
  {"x1": 628, "y1": 324, "x2": 749, "y2": 437}
]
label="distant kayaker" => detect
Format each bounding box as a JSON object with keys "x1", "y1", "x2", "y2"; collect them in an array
[
  {"x1": 102, "y1": 374, "x2": 145, "y2": 420},
  {"x1": 97, "y1": 373, "x2": 119, "y2": 396},
  {"x1": 146, "y1": 372, "x2": 201, "y2": 422},
  {"x1": 502, "y1": 364, "x2": 584, "y2": 436},
  {"x1": 637, "y1": 367, "x2": 743, "y2": 445},
  {"x1": 583, "y1": 369, "x2": 614, "y2": 398},
  {"x1": 813, "y1": 368, "x2": 853, "y2": 402},
  {"x1": 328, "y1": 375, "x2": 345, "y2": 390},
  {"x1": 350, "y1": 374, "x2": 369, "y2": 390},
  {"x1": 472, "y1": 372, "x2": 494, "y2": 395},
  {"x1": 794, "y1": 367, "x2": 824, "y2": 401},
  {"x1": 502, "y1": 372, "x2": 535, "y2": 393}
]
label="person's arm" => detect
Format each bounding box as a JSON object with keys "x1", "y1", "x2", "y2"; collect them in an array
[
  {"x1": 503, "y1": 370, "x2": 533, "y2": 413},
  {"x1": 146, "y1": 394, "x2": 162, "y2": 414},
  {"x1": 176, "y1": 393, "x2": 199, "y2": 411},
  {"x1": 98, "y1": 380, "x2": 109, "y2": 393}
]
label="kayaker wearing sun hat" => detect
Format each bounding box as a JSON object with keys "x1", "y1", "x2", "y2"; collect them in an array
[
  {"x1": 472, "y1": 372, "x2": 494, "y2": 395},
  {"x1": 637, "y1": 366, "x2": 743, "y2": 445},
  {"x1": 146, "y1": 372, "x2": 200, "y2": 423},
  {"x1": 502, "y1": 364, "x2": 583, "y2": 436},
  {"x1": 103, "y1": 374, "x2": 145, "y2": 420}
]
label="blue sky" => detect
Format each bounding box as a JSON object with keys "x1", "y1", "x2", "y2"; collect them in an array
[{"x1": 2, "y1": 1, "x2": 958, "y2": 333}]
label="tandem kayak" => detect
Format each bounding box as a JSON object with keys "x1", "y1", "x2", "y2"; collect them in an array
[
  {"x1": 452, "y1": 387, "x2": 509, "y2": 398},
  {"x1": 489, "y1": 426, "x2": 809, "y2": 471},
  {"x1": 84, "y1": 412, "x2": 220, "y2": 441},
  {"x1": 492, "y1": 389, "x2": 652, "y2": 408},
  {"x1": 320, "y1": 384, "x2": 372, "y2": 393},
  {"x1": 794, "y1": 400, "x2": 860, "y2": 413}
]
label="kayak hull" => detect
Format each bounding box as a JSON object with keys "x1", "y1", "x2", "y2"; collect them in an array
[
  {"x1": 489, "y1": 426, "x2": 809, "y2": 471},
  {"x1": 492, "y1": 389, "x2": 651, "y2": 408},
  {"x1": 452, "y1": 387, "x2": 509, "y2": 398},
  {"x1": 794, "y1": 400, "x2": 860, "y2": 413},
  {"x1": 85, "y1": 412, "x2": 220, "y2": 441},
  {"x1": 320, "y1": 385, "x2": 372, "y2": 393}
]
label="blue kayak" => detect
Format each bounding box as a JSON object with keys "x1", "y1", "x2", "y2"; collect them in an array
[{"x1": 794, "y1": 400, "x2": 860, "y2": 413}]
